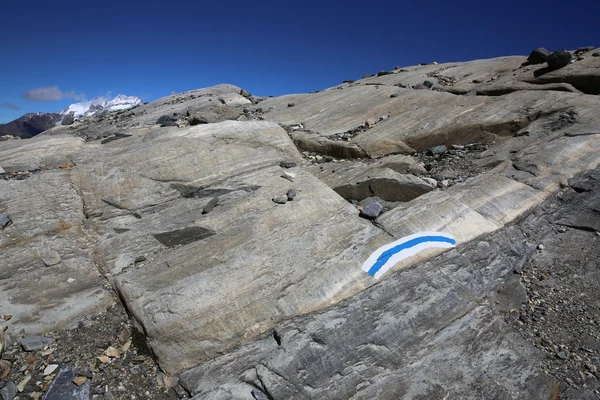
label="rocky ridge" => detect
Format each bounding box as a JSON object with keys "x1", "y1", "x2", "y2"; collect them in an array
[{"x1": 0, "y1": 47, "x2": 599, "y2": 399}]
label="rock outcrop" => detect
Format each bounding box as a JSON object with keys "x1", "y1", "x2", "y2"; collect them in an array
[{"x1": 1, "y1": 49, "x2": 599, "y2": 399}]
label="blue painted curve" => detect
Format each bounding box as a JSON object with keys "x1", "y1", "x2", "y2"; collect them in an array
[{"x1": 367, "y1": 235, "x2": 456, "y2": 276}]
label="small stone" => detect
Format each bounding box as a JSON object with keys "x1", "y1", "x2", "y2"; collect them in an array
[
  {"x1": 104, "y1": 346, "x2": 120, "y2": 358},
  {"x1": 134, "y1": 255, "x2": 146, "y2": 263},
  {"x1": 279, "y1": 161, "x2": 297, "y2": 169},
  {"x1": 0, "y1": 214, "x2": 11, "y2": 229},
  {"x1": 358, "y1": 197, "x2": 383, "y2": 220},
  {"x1": 43, "y1": 364, "x2": 59, "y2": 376},
  {"x1": 72, "y1": 376, "x2": 87, "y2": 386},
  {"x1": 0, "y1": 360, "x2": 11, "y2": 379},
  {"x1": 557, "y1": 351, "x2": 568, "y2": 360},
  {"x1": 159, "y1": 373, "x2": 179, "y2": 389},
  {"x1": 286, "y1": 189, "x2": 296, "y2": 201},
  {"x1": 423, "y1": 80, "x2": 434, "y2": 88},
  {"x1": 251, "y1": 388, "x2": 269, "y2": 400},
  {"x1": 66, "y1": 278, "x2": 75, "y2": 283},
  {"x1": 74, "y1": 368, "x2": 93, "y2": 379},
  {"x1": 281, "y1": 171, "x2": 294, "y2": 182},
  {"x1": 20, "y1": 336, "x2": 54, "y2": 352},
  {"x1": 537, "y1": 244, "x2": 544, "y2": 250},
  {"x1": 585, "y1": 364, "x2": 597, "y2": 373},
  {"x1": 121, "y1": 340, "x2": 132, "y2": 352},
  {"x1": 97, "y1": 356, "x2": 110, "y2": 364},
  {"x1": 0, "y1": 381, "x2": 17, "y2": 400},
  {"x1": 272, "y1": 196, "x2": 288, "y2": 205},
  {"x1": 202, "y1": 197, "x2": 219, "y2": 214},
  {"x1": 16, "y1": 375, "x2": 31, "y2": 392},
  {"x1": 427, "y1": 145, "x2": 447, "y2": 155},
  {"x1": 287, "y1": 103, "x2": 295, "y2": 107},
  {"x1": 117, "y1": 327, "x2": 131, "y2": 345},
  {"x1": 390, "y1": 94, "x2": 399, "y2": 98},
  {"x1": 58, "y1": 163, "x2": 73, "y2": 169}
]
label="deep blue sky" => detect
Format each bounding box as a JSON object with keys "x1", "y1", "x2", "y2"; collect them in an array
[{"x1": 1, "y1": 0, "x2": 598, "y2": 122}]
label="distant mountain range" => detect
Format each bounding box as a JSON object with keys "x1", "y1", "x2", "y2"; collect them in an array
[
  {"x1": 61, "y1": 94, "x2": 143, "y2": 119},
  {"x1": 0, "y1": 112, "x2": 62, "y2": 139},
  {"x1": 0, "y1": 94, "x2": 142, "y2": 138}
]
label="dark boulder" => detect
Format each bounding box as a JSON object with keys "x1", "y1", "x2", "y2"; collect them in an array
[
  {"x1": 156, "y1": 115, "x2": 177, "y2": 127},
  {"x1": 547, "y1": 50, "x2": 572, "y2": 70},
  {"x1": 423, "y1": 80, "x2": 434, "y2": 88},
  {"x1": 527, "y1": 48, "x2": 551, "y2": 64},
  {"x1": 61, "y1": 114, "x2": 75, "y2": 126}
]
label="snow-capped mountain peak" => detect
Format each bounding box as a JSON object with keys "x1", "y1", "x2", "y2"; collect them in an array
[{"x1": 61, "y1": 94, "x2": 142, "y2": 119}]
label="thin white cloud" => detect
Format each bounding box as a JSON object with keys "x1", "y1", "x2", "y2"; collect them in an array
[
  {"x1": 21, "y1": 86, "x2": 85, "y2": 101},
  {"x1": 0, "y1": 102, "x2": 20, "y2": 110}
]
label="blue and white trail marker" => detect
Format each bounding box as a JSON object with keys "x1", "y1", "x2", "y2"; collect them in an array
[{"x1": 362, "y1": 232, "x2": 456, "y2": 279}]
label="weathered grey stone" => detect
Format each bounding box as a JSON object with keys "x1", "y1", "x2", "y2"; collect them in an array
[
  {"x1": 20, "y1": 335, "x2": 54, "y2": 351},
  {"x1": 61, "y1": 114, "x2": 75, "y2": 126},
  {"x1": 202, "y1": 197, "x2": 219, "y2": 214},
  {"x1": 427, "y1": 145, "x2": 447, "y2": 155},
  {"x1": 153, "y1": 226, "x2": 215, "y2": 247},
  {"x1": 156, "y1": 115, "x2": 176, "y2": 126},
  {"x1": 271, "y1": 195, "x2": 287, "y2": 204},
  {"x1": 251, "y1": 388, "x2": 268, "y2": 400},
  {"x1": 279, "y1": 161, "x2": 297, "y2": 168},
  {"x1": 308, "y1": 162, "x2": 434, "y2": 202},
  {"x1": 0, "y1": 381, "x2": 17, "y2": 400},
  {"x1": 188, "y1": 104, "x2": 242, "y2": 125},
  {"x1": 0, "y1": 214, "x2": 10, "y2": 229},
  {"x1": 286, "y1": 189, "x2": 296, "y2": 201},
  {"x1": 358, "y1": 197, "x2": 383, "y2": 219},
  {"x1": 290, "y1": 131, "x2": 368, "y2": 159},
  {"x1": 43, "y1": 367, "x2": 92, "y2": 400}
]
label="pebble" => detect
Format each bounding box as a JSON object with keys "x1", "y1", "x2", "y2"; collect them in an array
[
  {"x1": 0, "y1": 214, "x2": 11, "y2": 229},
  {"x1": 16, "y1": 375, "x2": 31, "y2": 392},
  {"x1": 286, "y1": 189, "x2": 296, "y2": 201},
  {"x1": 427, "y1": 145, "x2": 447, "y2": 155},
  {"x1": 43, "y1": 364, "x2": 59, "y2": 376},
  {"x1": 202, "y1": 197, "x2": 219, "y2": 214},
  {"x1": 358, "y1": 197, "x2": 383, "y2": 219},
  {"x1": 0, "y1": 381, "x2": 17, "y2": 400},
  {"x1": 537, "y1": 244, "x2": 545, "y2": 250},
  {"x1": 20, "y1": 336, "x2": 54, "y2": 352},
  {"x1": 72, "y1": 376, "x2": 87, "y2": 386},
  {"x1": 272, "y1": 196, "x2": 288, "y2": 205},
  {"x1": 279, "y1": 161, "x2": 297, "y2": 169},
  {"x1": 251, "y1": 388, "x2": 269, "y2": 400},
  {"x1": 104, "y1": 346, "x2": 120, "y2": 358},
  {"x1": 0, "y1": 360, "x2": 10, "y2": 379},
  {"x1": 281, "y1": 171, "x2": 294, "y2": 182}
]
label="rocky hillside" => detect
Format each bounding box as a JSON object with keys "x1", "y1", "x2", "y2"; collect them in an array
[
  {"x1": 0, "y1": 112, "x2": 62, "y2": 139},
  {"x1": 1, "y1": 47, "x2": 599, "y2": 400}
]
